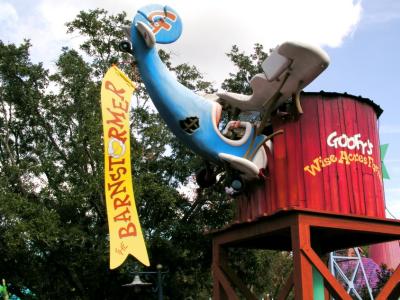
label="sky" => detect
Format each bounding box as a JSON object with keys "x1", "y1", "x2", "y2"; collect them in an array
[{"x1": 0, "y1": 0, "x2": 399, "y2": 217}]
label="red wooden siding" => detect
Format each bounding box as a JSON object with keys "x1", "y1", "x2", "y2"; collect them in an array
[{"x1": 234, "y1": 92, "x2": 385, "y2": 223}]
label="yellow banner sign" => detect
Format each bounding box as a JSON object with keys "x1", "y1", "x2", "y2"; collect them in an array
[{"x1": 101, "y1": 66, "x2": 149, "y2": 269}]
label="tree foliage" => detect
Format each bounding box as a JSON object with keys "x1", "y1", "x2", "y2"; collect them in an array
[
  {"x1": 0, "y1": 9, "x2": 290, "y2": 300},
  {"x1": 222, "y1": 43, "x2": 268, "y2": 95}
]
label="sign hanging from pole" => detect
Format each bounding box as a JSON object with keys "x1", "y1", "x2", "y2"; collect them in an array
[{"x1": 101, "y1": 65, "x2": 150, "y2": 269}]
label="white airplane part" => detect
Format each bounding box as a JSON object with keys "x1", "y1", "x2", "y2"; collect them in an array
[
  {"x1": 262, "y1": 49, "x2": 291, "y2": 81},
  {"x1": 217, "y1": 41, "x2": 330, "y2": 113},
  {"x1": 219, "y1": 139, "x2": 270, "y2": 181},
  {"x1": 136, "y1": 21, "x2": 156, "y2": 48},
  {"x1": 219, "y1": 153, "x2": 261, "y2": 180}
]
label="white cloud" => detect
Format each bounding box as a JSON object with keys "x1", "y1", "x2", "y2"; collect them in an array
[
  {"x1": 0, "y1": 2, "x2": 19, "y2": 40},
  {"x1": 160, "y1": 0, "x2": 362, "y2": 84},
  {"x1": 0, "y1": 0, "x2": 362, "y2": 82},
  {"x1": 0, "y1": 2, "x2": 18, "y2": 23}
]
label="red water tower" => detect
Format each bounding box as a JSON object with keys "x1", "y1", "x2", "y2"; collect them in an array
[
  {"x1": 236, "y1": 92, "x2": 385, "y2": 222},
  {"x1": 212, "y1": 92, "x2": 400, "y2": 300}
]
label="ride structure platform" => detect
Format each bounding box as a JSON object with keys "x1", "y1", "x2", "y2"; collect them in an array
[{"x1": 211, "y1": 209, "x2": 400, "y2": 300}]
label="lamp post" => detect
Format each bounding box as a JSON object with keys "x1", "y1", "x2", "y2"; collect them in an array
[
  {"x1": 123, "y1": 264, "x2": 167, "y2": 300},
  {"x1": 155, "y1": 264, "x2": 163, "y2": 300},
  {"x1": 122, "y1": 274, "x2": 152, "y2": 294}
]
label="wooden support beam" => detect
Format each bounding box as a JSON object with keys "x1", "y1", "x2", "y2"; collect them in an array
[
  {"x1": 213, "y1": 242, "x2": 254, "y2": 299},
  {"x1": 302, "y1": 213, "x2": 400, "y2": 236},
  {"x1": 302, "y1": 247, "x2": 351, "y2": 300},
  {"x1": 376, "y1": 265, "x2": 400, "y2": 300},
  {"x1": 214, "y1": 266, "x2": 240, "y2": 300},
  {"x1": 213, "y1": 213, "x2": 295, "y2": 246},
  {"x1": 220, "y1": 255, "x2": 258, "y2": 300},
  {"x1": 276, "y1": 272, "x2": 293, "y2": 300},
  {"x1": 291, "y1": 222, "x2": 313, "y2": 300},
  {"x1": 212, "y1": 239, "x2": 222, "y2": 299}
]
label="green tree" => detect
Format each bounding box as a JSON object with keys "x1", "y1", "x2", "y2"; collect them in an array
[
  {"x1": 0, "y1": 8, "x2": 290, "y2": 300},
  {"x1": 222, "y1": 43, "x2": 269, "y2": 95},
  {"x1": 0, "y1": 8, "x2": 231, "y2": 300}
]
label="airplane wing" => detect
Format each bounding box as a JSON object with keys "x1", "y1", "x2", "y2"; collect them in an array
[{"x1": 217, "y1": 41, "x2": 330, "y2": 114}]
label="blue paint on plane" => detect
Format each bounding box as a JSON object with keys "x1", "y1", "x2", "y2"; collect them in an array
[{"x1": 129, "y1": 4, "x2": 267, "y2": 177}]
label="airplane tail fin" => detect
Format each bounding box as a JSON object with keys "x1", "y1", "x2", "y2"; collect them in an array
[{"x1": 134, "y1": 4, "x2": 182, "y2": 47}]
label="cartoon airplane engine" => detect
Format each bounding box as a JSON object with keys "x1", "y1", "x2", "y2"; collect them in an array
[{"x1": 120, "y1": 4, "x2": 330, "y2": 191}]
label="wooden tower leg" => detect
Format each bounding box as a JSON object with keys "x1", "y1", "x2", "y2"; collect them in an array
[
  {"x1": 291, "y1": 222, "x2": 313, "y2": 300},
  {"x1": 213, "y1": 240, "x2": 240, "y2": 300},
  {"x1": 212, "y1": 239, "x2": 224, "y2": 299},
  {"x1": 277, "y1": 272, "x2": 293, "y2": 300},
  {"x1": 376, "y1": 265, "x2": 400, "y2": 300}
]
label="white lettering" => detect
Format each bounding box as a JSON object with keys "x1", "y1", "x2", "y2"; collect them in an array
[
  {"x1": 326, "y1": 131, "x2": 373, "y2": 155},
  {"x1": 327, "y1": 132, "x2": 338, "y2": 148}
]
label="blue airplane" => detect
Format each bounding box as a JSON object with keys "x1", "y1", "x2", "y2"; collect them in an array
[{"x1": 121, "y1": 4, "x2": 329, "y2": 190}]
